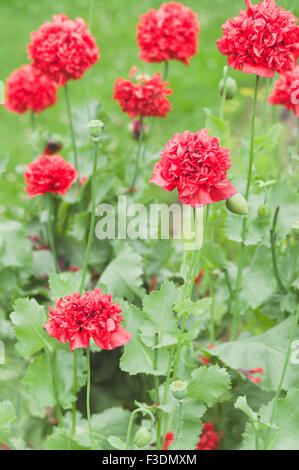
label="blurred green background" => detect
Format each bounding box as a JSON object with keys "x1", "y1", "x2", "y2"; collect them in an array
[{"x1": 0, "y1": 0, "x2": 298, "y2": 207}]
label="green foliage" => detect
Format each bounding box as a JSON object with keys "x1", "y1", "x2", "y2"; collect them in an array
[{"x1": 187, "y1": 365, "x2": 231, "y2": 406}]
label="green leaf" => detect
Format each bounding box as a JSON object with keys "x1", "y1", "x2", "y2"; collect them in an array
[
  {"x1": 10, "y1": 298, "x2": 54, "y2": 358},
  {"x1": 0, "y1": 219, "x2": 32, "y2": 269},
  {"x1": 200, "y1": 241, "x2": 226, "y2": 268},
  {"x1": 22, "y1": 354, "x2": 55, "y2": 412},
  {"x1": 204, "y1": 108, "x2": 230, "y2": 141},
  {"x1": 108, "y1": 435, "x2": 126, "y2": 450},
  {"x1": 46, "y1": 427, "x2": 90, "y2": 450},
  {"x1": 174, "y1": 298, "x2": 211, "y2": 318},
  {"x1": 49, "y1": 271, "x2": 82, "y2": 298},
  {"x1": 0, "y1": 400, "x2": 16, "y2": 444},
  {"x1": 211, "y1": 318, "x2": 299, "y2": 392},
  {"x1": 119, "y1": 301, "x2": 169, "y2": 376},
  {"x1": 140, "y1": 281, "x2": 180, "y2": 349},
  {"x1": 99, "y1": 246, "x2": 145, "y2": 301},
  {"x1": 32, "y1": 250, "x2": 56, "y2": 278},
  {"x1": 187, "y1": 365, "x2": 231, "y2": 406},
  {"x1": 56, "y1": 350, "x2": 87, "y2": 409},
  {"x1": 240, "y1": 245, "x2": 276, "y2": 309},
  {"x1": 68, "y1": 212, "x2": 89, "y2": 241},
  {"x1": 234, "y1": 396, "x2": 258, "y2": 423},
  {"x1": 241, "y1": 388, "x2": 299, "y2": 450}
]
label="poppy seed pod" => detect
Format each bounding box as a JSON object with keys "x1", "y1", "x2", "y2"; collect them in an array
[
  {"x1": 170, "y1": 380, "x2": 188, "y2": 400},
  {"x1": 88, "y1": 120, "x2": 104, "y2": 141},
  {"x1": 134, "y1": 427, "x2": 152, "y2": 448},
  {"x1": 219, "y1": 76, "x2": 238, "y2": 100},
  {"x1": 225, "y1": 193, "x2": 248, "y2": 215}
]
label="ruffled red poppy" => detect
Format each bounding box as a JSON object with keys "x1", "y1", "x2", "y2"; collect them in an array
[
  {"x1": 44, "y1": 288, "x2": 132, "y2": 352},
  {"x1": 162, "y1": 432, "x2": 175, "y2": 450},
  {"x1": 25, "y1": 154, "x2": 78, "y2": 197},
  {"x1": 150, "y1": 129, "x2": 237, "y2": 207},
  {"x1": 196, "y1": 422, "x2": 220, "y2": 450},
  {"x1": 268, "y1": 65, "x2": 299, "y2": 116},
  {"x1": 137, "y1": 2, "x2": 199, "y2": 65},
  {"x1": 217, "y1": 0, "x2": 299, "y2": 78},
  {"x1": 28, "y1": 14, "x2": 99, "y2": 86},
  {"x1": 4, "y1": 64, "x2": 57, "y2": 114},
  {"x1": 113, "y1": 70, "x2": 172, "y2": 118}
]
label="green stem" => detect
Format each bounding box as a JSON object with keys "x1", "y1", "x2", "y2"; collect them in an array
[
  {"x1": 47, "y1": 193, "x2": 59, "y2": 274},
  {"x1": 173, "y1": 400, "x2": 184, "y2": 450},
  {"x1": 64, "y1": 83, "x2": 79, "y2": 175},
  {"x1": 153, "y1": 333, "x2": 161, "y2": 449},
  {"x1": 261, "y1": 77, "x2": 271, "y2": 133},
  {"x1": 219, "y1": 65, "x2": 229, "y2": 120},
  {"x1": 131, "y1": 116, "x2": 144, "y2": 190},
  {"x1": 209, "y1": 273, "x2": 215, "y2": 344},
  {"x1": 264, "y1": 304, "x2": 299, "y2": 449},
  {"x1": 80, "y1": 139, "x2": 100, "y2": 293},
  {"x1": 49, "y1": 351, "x2": 64, "y2": 428},
  {"x1": 86, "y1": 347, "x2": 93, "y2": 448},
  {"x1": 163, "y1": 61, "x2": 169, "y2": 82},
  {"x1": 72, "y1": 350, "x2": 78, "y2": 436},
  {"x1": 230, "y1": 74, "x2": 260, "y2": 341},
  {"x1": 126, "y1": 408, "x2": 155, "y2": 450},
  {"x1": 270, "y1": 208, "x2": 287, "y2": 293}
]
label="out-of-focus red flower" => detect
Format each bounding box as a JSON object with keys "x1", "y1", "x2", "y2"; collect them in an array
[
  {"x1": 137, "y1": 2, "x2": 199, "y2": 65},
  {"x1": 268, "y1": 65, "x2": 299, "y2": 116},
  {"x1": 150, "y1": 130, "x2": 237, "y2": 207},
  {"x1": 113, "y1": 70, "x2": 172, "y2": 119},
  {"x1": 43, "y1": 139, "x2": 63, "y2": 156},
  {"x1": 162, "y1": 432, "x2": 175, "y2": 450},
  {"x1": 130, "y1": 119, "x2": 148, "y2": 140},
  {"x1": 200, "y1": 344, "x2": 214, "y2": 365},
  {"x1": 4, "y1": 64, "x2": 57, "y2": 114},
  {"x1": 217, "y1": 0, "x2": 299, "y2": 78},
  {"x1": 196, "y1": 422, "x2": 220, "y2": 450},
  {"x1": 79, "y1": 176, "x2": 88, "y2": 187},
  {"x1": 149, "y1": 276, "x2": 157, "y2": 292},
  {"x1": 25, "y1": 154, "x2": 78, "y2": 197},
  {"x1": 68, "y1": 266, "x2": 81, "y2": 272},
  {"x1": 194, "y1": 270, "x2": 204, "y2": 286},
  {"x1": 44, "y1": 288, "x2": 132, "y2": 352},
  {"x1": 28, "y1": 14, "x2": 99, "y2": 86},
  {"x1": 239, "y1": 367, "x2": 264, "y2": 384}
]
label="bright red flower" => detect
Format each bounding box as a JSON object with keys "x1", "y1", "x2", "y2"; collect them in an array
[
  {"x1": 196, "y1": 422, "x2": 220, "y2": 450},
  {"x1": 268, "y1": 65, "x2": 299, "y2": 116},
  {"x1": 239, "y1": 367, "x2": 264, "y2": 384},
  {"x1": 217, "y1": 0, "x2": 299, "y2": 78},
  {"x1": 150, "y1": 129, "x2": 237, "y2": 207},
  {"x1": 137, "y1": 2, "x2": 199, "y2": 65},
  {"x1": 25, "y1": 154, "x2": 78, "y2": 197},
  {"x1": 4, "y1": 64, "x2": 57, "y2": 114},
  {"x1": 44, "y1": 288, "x2": 132, "y2": 352},
  {"x1": 28, "y1": 14, "x2": 99, "y2": 86},
  {"x1": 113, "y1": 70, "x2": 172, "y2": 119},
  {"x1": 162, "y1": 432, "x2": 175, "y2": 450}
]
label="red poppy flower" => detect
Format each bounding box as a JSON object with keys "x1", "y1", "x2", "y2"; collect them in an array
[
  {"x1": 217, "y1": 0, "x2": 299, "y2": 78},
  {"x1": 4, "y1": 64, "x2": 57, "y2": 114},
  {"x1": 44, "y1": 288, "x2": 132, "y2": 352},
  {"x1": 268, "y1": 65, "x2": 299, "y2": 116},
  {"x1": 28, "y1": 14, "x2": 99, "y2": 86},
  {"x1": 25, "y1": 154, "x2": 78, "y2": 197},
  {"x1": 137, "y1": 2, "x2": 199, "y2": 65},
  {"x1": 162, "y1": 432, "x2": 175, "y2": 450},
  {"x1": 113, "y1": 70, "x2": 172, "y2": 118},
  {"x1": 150, "y1": 129, "x2": 237, "y2": 207},
  {"x1": 196, "y1": 422, "x2": 220, "y2": 450},
  {"x1": 239, "y1": 367, "x2": 264, "y2": 384}
]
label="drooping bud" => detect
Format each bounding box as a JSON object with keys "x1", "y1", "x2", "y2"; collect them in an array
[
  {"x1": 88, "y1": 119, "x2": 104, "y2": 142},
  {"x1": 225, "y1": 193, "x2": 248, "y2": 216},
  {"x1": 257, "y1": 203, "x2": 271, "y2": 220},
  {"x1": 133, "y1": 427, "x2": 152, "y2": 448},
  {"x1": 170, "y1": 380, "x2": 188, "y2": 400},
  {"x1": 219, "y1": 76, "x2": 238, "y2": 100}
]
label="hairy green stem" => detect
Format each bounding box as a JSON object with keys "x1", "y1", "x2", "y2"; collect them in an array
[
  {"x1": 230, "y1": 75, "x2": 260, "y2": 341},
  {"x1": 126, "y1": 408, "x2": 155, "y2": 450},
  {"x1": 86, "y1": 347, "x2": 93, "y2": 448},
  {"x1": 131, "y1": 116, "x2": 144, "y2": 190},
  {"x1": 173, "y1": 400, "x2": 184, "y2": 450},
  {"x1": 270, "y1": 207, "x2": 287, "y2": 293}
]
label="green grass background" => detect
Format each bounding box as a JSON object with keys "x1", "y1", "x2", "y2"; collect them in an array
[{"x1": 0, "y1": 0, "x2": 297, "y2": 207}]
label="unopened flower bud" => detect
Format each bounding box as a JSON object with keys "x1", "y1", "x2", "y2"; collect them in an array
[
  {"x1": 88, "y1": 120, "x2": 104, "y2": 141},
  {"x1": 226, "y1": 193, "x2": 248, "y2": 216},
  {"x1": 170, "y1": 380, "x2": 188, "y2": 400},
  {"x1": 134, "y1": 427, "x2": 152, "y2": 448},
  {"x1": 257, "y1": 203, "x2": 271, "y2": 219},
  {"x1": 219, "y1": 76, "x2": 238, "y2": 100}
]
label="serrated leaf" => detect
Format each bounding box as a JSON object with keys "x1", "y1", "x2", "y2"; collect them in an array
[
  {"x1": 10, "y1": 298, "x2": 54, "y2": 358},
  {"x1": 46, "y1": 427, "x2": 90, "y2": 450},
  {"x1": 174, "y1": 298, "x2": 211, "y2": 318},
  {"x1": 99, "y1": 246, "x2": 145, "y2": 301},
  {"x1": 49, "y1": 271, "x2": 82, "y2": 299},
  {"x1": 0, "y1": 400, "x2": 16, "y2": 444},
  {"x1": 187, "y1": 365, "x2": 231, "y2": 406},
  {"x1": 22, "y1": 354, "x2": 55, "y2": 411},
  {"x1": 140, "y1": 281, "x2": 180, "y2": 349}
]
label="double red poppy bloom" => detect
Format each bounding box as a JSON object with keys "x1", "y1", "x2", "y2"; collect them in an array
[
  {"x1": 5, "y1": 64, "x2": 57, "y2": 114},
  {"x1": 44, "y1": 288, "x2": 132, "y2": 352},
  {"x1": 113, "y1": 71, "x2": 172, "y2": 118},
  {"x1": 137, "y1": 2, "x2": 199, "y2": 65},
  {"x1": 28, "y1": 14, "x2": 99, "y2": 86},
  {"x1": 217, "y1": 0, "x2": 299, "y2": 78},
  {"x1": 268, "y1": 65, "x2": 299, "y2": 117},
  {"x1": 25, "y1": 154, "x2": 78, "y2": 197},
  {"x1": 196, "y1": 422, "x2": 220, "y2": 450},
  {"x1": 150, "y1": 130, "x2": 237, "y2": 207}
]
